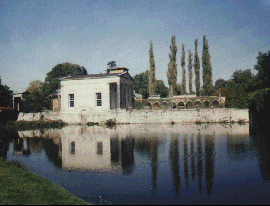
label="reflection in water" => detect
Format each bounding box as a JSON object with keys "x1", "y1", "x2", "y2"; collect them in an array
[
  {"x1": 8, "y1": 124, "x2": 270, "y2": 205},
  {"x1": 227, "y1": 134, "x2": 249, "y2": 161},
  {"x1": 190, "y1": 134, "x2": 196, "y2": 181},
  {"x1": 121, "y1": 137, "x2": 135, "y2": 175},
  {"x1": 204, "y1": 134, "x2": 215, "y2": 195},
  {"x1": 169, "y1": 133, "x2": 181, "y2": 198},
  {"x1": 196, "y1": 133, "x2": 204, "y2": 194},
  {"x1": 183, "y1": 134, "x2": 189, "y2": 189},
  {"x1": 151, "y1": 136, "x2": 158, "y2": 191}
]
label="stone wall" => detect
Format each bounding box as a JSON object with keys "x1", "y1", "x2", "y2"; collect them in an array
[
  {"x1": 61, "y1": 108, "x2": 249, "y2": 124},
  {"x1": 16, "y1": 111, "x2": 61, "y2": 121}
]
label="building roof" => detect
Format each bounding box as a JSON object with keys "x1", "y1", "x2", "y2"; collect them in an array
[{"x1": 62, "y1": 71, "x2": 133, "y2": 81}]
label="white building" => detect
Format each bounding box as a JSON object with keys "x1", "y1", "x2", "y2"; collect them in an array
[{"x1": 60, "y1": 67, "x2": 133, "y2": 123}]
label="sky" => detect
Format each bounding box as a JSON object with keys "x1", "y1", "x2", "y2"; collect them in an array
[{"x1": 0, "y1": 0, "x2": 269, "y2": 93}]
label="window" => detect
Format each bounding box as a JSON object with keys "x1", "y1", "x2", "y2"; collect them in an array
[
  {"x1": 96, "y1": 141, "x2": 103, "y2": 155},
  {"x1": 96, "y1": 93, "x2": 102, "y2": 106},
  {"x1": 69, "y1": 94, "x2": 74, "y2": 107},
  {"x1": 71, "y1": 141, "x2": 75, "y2": 154}
]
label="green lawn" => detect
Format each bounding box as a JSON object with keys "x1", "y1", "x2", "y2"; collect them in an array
[{"x1": 0, "y1": 160, "x2": 91, "y2": 205}]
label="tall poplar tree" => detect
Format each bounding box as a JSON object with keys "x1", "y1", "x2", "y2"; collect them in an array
[
  {"x1": 167, "y1": 35, "x2": 177, "y2": 97},
  {"x1": 202, "y1": 35, "x2": 213, "y2": 96},
  {"x1": 188, "y1": 50, "x2": 193, "y2": 94},
  {"x1": 181, "y1": 44, "x2": 186, "y2": 95},
  {"x1": 149, "y1": 41, "x2": 156, "y2": 96},
  {"x1": 194, "y1": 38, "x2": 201, "y2": 96}
]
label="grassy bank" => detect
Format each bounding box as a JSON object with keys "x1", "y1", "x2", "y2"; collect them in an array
[
  {"x1": 1, "y1": 120, "x2": 67, "y2": 131},
  {"x1": 0, "y1": 160, "x2": 91, "y2": 205}
]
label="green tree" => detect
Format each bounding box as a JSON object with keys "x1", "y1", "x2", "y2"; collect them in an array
[
  {"x1": 132, "y1": 70, "x2": 149, "y2": 99},
  {"x1": 43, "y1": 62, "x2": 88, "y2": 109},
  {"x1": 181, "y1": 43, "x2": 186, "y2": 95},
  {"x1": 167, "y1": 35, "x2": 178, "y2": 97},
  {"x1": 155, "y1": 80, "x2": 168, "y2": 98},
  {"x1": 149, "y1": 41, "x2": 156, "y2": 96},
  {"x1": 107, "y1": 61, "x2": 117, "y2": 69},
  {"x1": 194, "y1": 38, "x2": 201, "y2": 96},
  {"x1": 231, "y1": 69, "x2": 256, "y2": 93},
  {"x1": 254, "y1": 51, "x2": 270, "y2": 89},
  {"x1": 188, "y1": 50, "x2": 193, "y2": 94},
  {"x1": 26, "y1": 80, "x2": 44, "y2": 112},
  {"x1": 202, "y1": 35, "x2": 213, "y2": 96},
  {"x1": 0, "y1": 84, "x2": 13, "y2": 107}
]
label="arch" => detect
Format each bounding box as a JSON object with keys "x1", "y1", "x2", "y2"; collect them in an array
[
  {"x1": 171, "y1": 101, "x2": 176, "y2": 109},
  {"x1": 186, "y1": 101, "x2": 193, "y2": 109},
  {"x1": 147, "y1": 102, "x2": 152, "y2": 109},
  {"x1": 203, "y1": 101, "x2": 210, "y2": 108},
  {"x1": 153, "y1": 102, "x2": 160, "y2": 110},
  {"x1": 161, "y1": 101, "x2": 168, "y2": 109},
  {"x1": 194, "y1": 101, "x2": 202, "y2": 108},
  {"x1": 213, "y1": 100, "x2": 220, "y2": 108},
  {"x1": 178, "y1": 101, "x2": 185, "y2": 109},
  {"x1": 80, "y1": 109, "x2": 88, "y2": 124}
]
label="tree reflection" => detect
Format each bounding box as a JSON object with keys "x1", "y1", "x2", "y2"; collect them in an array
[
  {"x1": 43, "y1": 138, "x2": 62, "y2": 168},
  {"x1": 196, "y1": 133, "x2": 203, "y2": 194},
  {"x1": 183, "y1": 134, "x2": 189, "y2": 188},
  {"x1": 227, "y1": 134, "x2": 249, "y2": 161},
  {"x1": 151, "y1": 136, "x2": 158, "y2": 191},
  {"x1": 121, "y1": 137, "x2": 135, "y2": 175},
  {"x1": 204, "y1": 134, "x2": 215, "y2": 195},
  {"x1": 0, "y1": 129, "x2": 10, "y2": 160},
  {"x1": 190, "y1": 134, "x2": 196, "y2": 181},
  {"x1": 252, "y1": 129, "x2": 270, "y2": 180},
  {"x1": 169, "y1": 133, "x2": 181, "y2": 198}
]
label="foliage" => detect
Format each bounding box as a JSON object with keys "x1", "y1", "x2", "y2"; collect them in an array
[
  {"x1": 107, "y1": 60, "x2": 117, "y2": 69},
  {"x1": 0, "y1": 84, "x2": 13, "y2": 107},
  {"x1": 202, "y1": 35, "x2": 213, "y2": 96},
  {"x1": 188, "y1": 50, "x2": 193, "y2": 94},
  {"x1": 175, "y1": 83, "x2": 182, "y2": 95},
  {"x1": 40, "y1": 63, "x2": 87, "y2": 109},
  {"x1": 181, "y1": 43, "x2": 186, "y2": 95},
  {"x1": 248, "y1": 88, "x2": 270, "y2": 112},
  {"x1": 26, "y1": 80, "x2": 44, "y2": 112},
  {"x1": 149, "y1": 41, "x2": 156, "y2": 96},
  {"x1": 133, "y1": 70, "x2": 168, "y2": 99},
  {"x1": 132, "y1": 70, "x2": 149, "y2": 99},
  {"x1": 2, "y1": 120, "x2": 67, "y2": 130},
  {"x1": 254, "y1": 51, "x2": 270, "y2": 89},
  {"x1": 155, "y1": 80, "x2": 168, "y2": 98},
  {"x1": 167, "y1": 35, "x2": 178, "y2": 96},
  {"x1": 225, "y1": 81, "x2": 249, "y2": 108},
  {"x1": 194, "y1": 38, "x2": 201, "y2": 96},
  {"x1": 0, "y1": 160, "x2": 90, "y2": 205}
]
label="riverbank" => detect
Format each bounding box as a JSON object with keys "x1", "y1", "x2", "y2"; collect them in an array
[{"x1": 0, "y1": 160, "x2": 90, "y2": 205}]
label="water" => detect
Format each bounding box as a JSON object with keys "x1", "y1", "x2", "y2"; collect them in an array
[{"x1": 1, "y1": 123, "x2": 270, "y2": 205}]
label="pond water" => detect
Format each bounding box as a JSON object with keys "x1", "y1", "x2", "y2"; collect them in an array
[{"x1": 1, "y1": 123, "x2": 270, "y2": 205}]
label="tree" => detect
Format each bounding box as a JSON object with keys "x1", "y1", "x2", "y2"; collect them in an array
[
  {"x1": 167, "y1": 35, "x2": 177, "y2": 97},
  {"x1": 132, "y1": 70, "x2": 149, "y2": 99},
  {"x1": 254, "y1": 51, "x2": 270, "y2": 89},
  {"x1": 181, "y1": 44, "x2": 186, "y2": 95},
  {"x1": 231, "y1": 69, "x2": 256, "y2": 93},
  {"x1": 194, "y1": 38, "x2": 201, "y2": 96},
  {"x1": 0, "y1": 84, "x2": 13, "y2": 107},
  {"x1": 26, "y1": 80, "x2": 44, "y2": 112},
  {"x1": 188, "y1": 50, "x2": 193, "y2": 94},
  {"x1": 107, "y1": 61, "x2": 117, "y2": 69},
  {"x1": 155, "y1": 80, "x2": 168, "y2": 98},
  {"x1": 149, "y1": 41, "x2": 156, "y2": 96},
  {"x1": 43, "y1": 62, "x2": 88, "y2": 109},
  {"x1": 202, "y1": 35, "x2": 213, "y2": 96}
]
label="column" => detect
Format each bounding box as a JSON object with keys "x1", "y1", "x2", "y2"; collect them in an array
[
  {"x1": 58, "y1": 95, "x2": 61, "y2": 110},
  {"x1": 117, "y1": 83, "x2": 121, "y2": 109}
]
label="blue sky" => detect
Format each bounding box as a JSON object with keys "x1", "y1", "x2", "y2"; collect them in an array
[{"x1": 0, "y1": 0, "x2": 269, "y2": 93}]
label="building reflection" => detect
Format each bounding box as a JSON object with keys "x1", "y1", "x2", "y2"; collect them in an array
[{"x1": 169, "y1": 133, "x2": 181, "y2": 198}]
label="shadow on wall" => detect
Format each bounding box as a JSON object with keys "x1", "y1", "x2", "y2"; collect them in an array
[{"x1": 0, "y1": 110, "x2": 20, "y2": 125}]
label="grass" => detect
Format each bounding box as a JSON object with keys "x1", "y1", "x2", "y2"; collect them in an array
[
  {"x1": 0, "y1": 159, "x2": 91, "y2": 205},
  {"x1": 1, "y1": 120, "x2": 67, "y2": 131}
]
